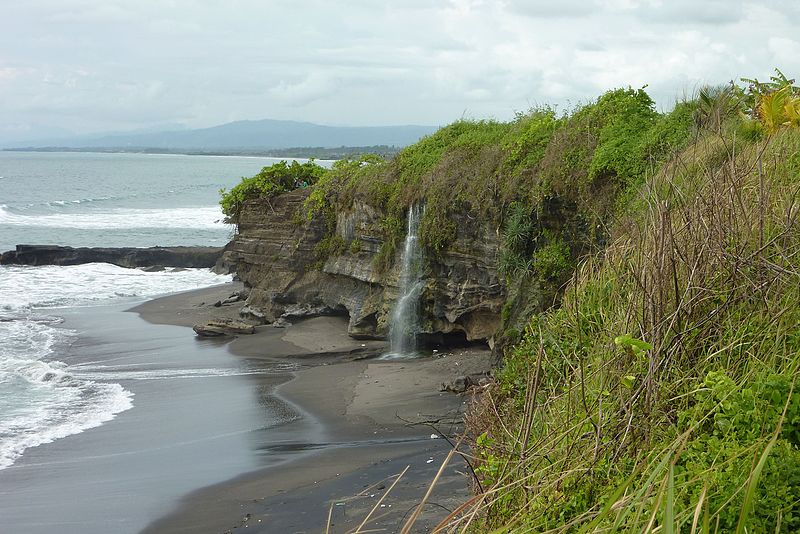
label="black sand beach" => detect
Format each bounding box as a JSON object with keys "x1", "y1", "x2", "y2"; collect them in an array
[
  {"x1": 0, "y1": 292, "x2": 316, "y2": 533},
  {"x1": 0, "y1": 283, "x2": 490, "y2": 533},
  {"x1": 138, "y1": 284, "x2": 491, "y2": 533}
]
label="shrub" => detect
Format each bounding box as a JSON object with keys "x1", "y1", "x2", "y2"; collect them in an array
[
  {"x1": 587, "y1": 87, "x2": 658, "y2": 184},
  {"x1": 220, "y1": 160, "x2": 327, "y2": 223},
  {"x1": 460, "y1": 92, "x2": 800, "y2": 531},
  {"x1": 530, "y1": 238, "x2": 571, "y2": 282}
]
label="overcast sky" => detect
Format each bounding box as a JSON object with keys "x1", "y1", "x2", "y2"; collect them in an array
[{"x1": 1, "y1": 0, "x2": 799, "y2": 141}]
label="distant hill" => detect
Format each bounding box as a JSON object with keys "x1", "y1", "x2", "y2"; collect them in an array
[{"x1": 4, "y1": 119, "x2": 439, "y2": 151}]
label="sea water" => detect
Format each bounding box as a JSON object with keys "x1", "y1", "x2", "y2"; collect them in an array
[{"x1": 0, "y1": 151, "x2": 329, "y2": 470}]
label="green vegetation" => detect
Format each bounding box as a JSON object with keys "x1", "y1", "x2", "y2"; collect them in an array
[
  {"x1": 306, "y1": 87, "x2": 697, "y2": 284},
  {"x1": 219, "y1": 159, "x2": 327, "y2": 224},
  {"x1": 261, "y1": 144, "x2": 401, "y2": 160},
  {"x1": 451, "y1": 72, "x2": 800, "y2": 532},
  {"x1": 219, "y1": 68, "x2": 800, "y2": 532}
]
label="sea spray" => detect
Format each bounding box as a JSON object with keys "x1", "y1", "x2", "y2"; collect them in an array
[
  {"x1": 389, "y1": 204, "x2": 425, "y2": 356},
  {"x1": 0, "y1": 263, "x2": 232, "y2": 469}
]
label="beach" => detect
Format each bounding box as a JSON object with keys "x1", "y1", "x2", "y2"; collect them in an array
[
  {"x1": 0, "y1": 150, "x2": 493, "y2": 532},
  {"x1": 136, "y1": 283, "x2": 491, "y2": 533},
  {"x1": 0, "y1": 281, "x2": 489, "y2": 533}
]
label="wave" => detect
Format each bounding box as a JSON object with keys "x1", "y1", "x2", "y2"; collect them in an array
[
  {"x1": 46, "y1": 196, "x2": 115, "y2": 207},
  {"x1": 0, "y1": 315, "x2": 134, "y2": 470},
  {"x1": 7, "y1": 182, "x2": 224, "y2": 213},
  {"x1": 0, "y1": 263, "x2": 232, "y2": 310},
  {"x1": 0, "y1": 264, "x2": 232, "y2": 469},
  {"x1": 0, "y1": 379, "x2": 134, "y2": 470},
  {"x1": 70, "y1": 362, "x2": 299, "y2": 381},
  {"x1": 0, "y1": 204, "x2": 228, "y2": 230}
]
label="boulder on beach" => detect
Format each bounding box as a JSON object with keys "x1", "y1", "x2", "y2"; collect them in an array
[
  {"x1": 440, "y1": 373, "x2": 492, "y2": 393},
  {"x1": 193, "y1": 320, "x2": 256, "y2": 337}
]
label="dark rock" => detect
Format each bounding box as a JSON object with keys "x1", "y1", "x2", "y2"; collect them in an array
[
  {"x1": 193, "y1": 320, "x2": 256, "y2": 337},
  {"x1": 440, "y1": 373, "x2": 492, "y2": 393},
  {"x1": 213, "y1": 301, "x2": 222, "y2": 307},
  {"x1": 240, "y1": 304, "x2": 267, "y2": 322},
  {"x1": 193, "y1": 324, "x2": 227, "y2": 337},
  {"x1": 477, "y1": 376, "x2": 493, "y2": 387},
  {"x1": 0, "y1": 244, "x2": 224, "y2": 269},
  {"x1": 441, "y1": 376, "x2": 472, "y2": 393},
  {"x1": 219, "y1": 190, "x2": 503, "y2": 342}
]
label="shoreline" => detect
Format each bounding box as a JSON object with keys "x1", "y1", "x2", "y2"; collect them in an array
[
  {"x1": 133, "y1": 283, "x2": 490, "y2": 533},
  {"x1": 0, "y1": 294, "x2": 304, "y2": 533}
]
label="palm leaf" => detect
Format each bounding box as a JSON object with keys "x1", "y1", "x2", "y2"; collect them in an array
[
  {"x1": 783, "y1": 97, "x2": 800, "y2": 128},
  {"x1": 758, "y1": 87, "x2": 790, "y2": 133}
]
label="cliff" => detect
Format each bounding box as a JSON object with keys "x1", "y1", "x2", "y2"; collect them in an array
[
  {"x1": 218, "y1": 73, "x2": 800, "y2": 531},
  {"x1": 218, "y1": 90, "x2": 667, "y2": 345},
  {"x1": 220, "y1": 189, "x2": 504, "y2": 342}
]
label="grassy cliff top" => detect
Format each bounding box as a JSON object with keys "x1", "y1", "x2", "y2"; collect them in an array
[
  {"x1": 220, "y1": 71, "x2": 800, "y2": 532},
  {"x1": 451, "y1": 72, "x2": 800, "y2": 532}
]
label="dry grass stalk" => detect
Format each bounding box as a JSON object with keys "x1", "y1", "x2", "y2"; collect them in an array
[
  {"x1": 447, "y1": 125, "x2": 800, "y2": 530},
  {"x1": 350, "y1": 465, "x2": 410, "y2": 534}
]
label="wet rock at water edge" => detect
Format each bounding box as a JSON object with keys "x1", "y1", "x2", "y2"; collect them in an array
[{"x1": 193, "y1": 320, "x2": 256, "y2": 337}]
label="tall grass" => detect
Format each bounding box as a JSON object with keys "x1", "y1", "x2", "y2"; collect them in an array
[{"x1": 451, "y1": 123, "x2": 800, "y2": 532}]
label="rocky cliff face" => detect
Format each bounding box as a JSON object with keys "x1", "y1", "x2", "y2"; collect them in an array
[{"x1": 220, "y1": 189, "x2": 504, "y2": 342}]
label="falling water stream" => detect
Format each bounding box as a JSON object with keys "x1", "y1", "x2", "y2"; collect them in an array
[{"x1": 388, "y1": 204, "x2": 425, "y2": 357}]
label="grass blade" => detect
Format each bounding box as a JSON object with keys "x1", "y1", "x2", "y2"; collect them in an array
[
  {"x1": 690, "y1": 485, "x2": 707, "y2": 534},
  {"x1": 353, "y1": 465, "x2": 409, "y2": 534},
  {"x1": 735, "y1": 434, "x2": 777, "y2": 534},
  {"x1": 665, "y1": 464, "x2": 675, "y2": 534},
  {"x1": 400, "y1": 446, "x2": 458, "y2": 534}
]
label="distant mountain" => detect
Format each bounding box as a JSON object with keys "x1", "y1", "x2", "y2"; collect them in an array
[{"x1": 4, "y1": 119, "x2": 439, "y2": 150}]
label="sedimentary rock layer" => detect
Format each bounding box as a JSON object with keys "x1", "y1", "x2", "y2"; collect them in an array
[{"x1": 220, "y1": 189, "x2": 504, "y2": 342}]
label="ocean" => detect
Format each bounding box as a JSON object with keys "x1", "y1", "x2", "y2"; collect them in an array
[
  {"x1": 0, "y1": 152, "x2": 328, "y2": 531},
  {"x1": 0, "y1": 150, "x2": 305, "y2": 250}
]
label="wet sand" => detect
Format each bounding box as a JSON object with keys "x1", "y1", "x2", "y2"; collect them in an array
[
  {"x1": 135, "y1": 283, "x2": 491, "y2": 533},
  {"x1": 0, "y1": 297, "x2": 315, "y2": 534}
]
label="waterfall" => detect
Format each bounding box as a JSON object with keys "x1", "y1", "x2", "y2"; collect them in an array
[{"x1": 389, "y1": 204, "x2": 425, "y2": 356}]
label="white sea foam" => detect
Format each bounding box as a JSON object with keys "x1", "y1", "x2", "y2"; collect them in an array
[
  {"x1": 0, "y1": 377, "x2": 134, "y2": 470},
  {"x1": 71, "y1": 362, "x2": 299, "y2": 381},
  {"x1": 0, "y1": 313, "x2": 134, "y2": 469},
  {"x1": 0, "y1": 263, "x2": 231, "y2": 310},
  {"x1": 0, "y1": 264, "x2": 232, "y2": 469},
  {"x1": 0, "y1": 204, "x2": 228, "y2": 230},
  {"x1": 44, "y1": 198, "x2": 114, "y2": 207}
]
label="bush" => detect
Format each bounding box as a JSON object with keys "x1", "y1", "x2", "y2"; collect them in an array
[
  {"x1": 461, "y1": 101, "x2": 800, "y2": 531},
  {"x1": 587, "y1": 88, "x2": 658, "y2": 184},
  {"x1": 220, "y1": 160, "x2": 327, "y2": 223},
  {"x1": 530, "y1": 238, "x2": 571, "y2": 282}
]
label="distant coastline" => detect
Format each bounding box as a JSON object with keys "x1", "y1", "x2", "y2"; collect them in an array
[{"x1": 2, "y1": 145, "x2": 400, "y2": 160}]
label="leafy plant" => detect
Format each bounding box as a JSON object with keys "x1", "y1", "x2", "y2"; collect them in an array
[
  {"x1": 741, "y1": 68, "x2": 800, "y2": 134},
  {"x1": 614, "y1": 334, "x2": 652, "y2": 358},
  {"x1": 455, "y1": 72, "x2": 800, "y2": 533},
  {"x1": 530, "y1": 238, "x2": 571, "y2": 282},
  {"x1": 220, "y1": 160, "x2": 327, "y2": 223}
]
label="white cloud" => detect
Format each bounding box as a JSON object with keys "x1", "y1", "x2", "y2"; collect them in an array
[
  {"x1": 267, "y1": 72, "x2": 338, "y2": 107},
  {"x1": 1, "y1": 0, "x2": 799, "y2": 137}
]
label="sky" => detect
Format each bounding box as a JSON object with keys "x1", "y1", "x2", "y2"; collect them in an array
[{"x1": 1, "y1": 0, "x2": 799, "y2": 142}]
